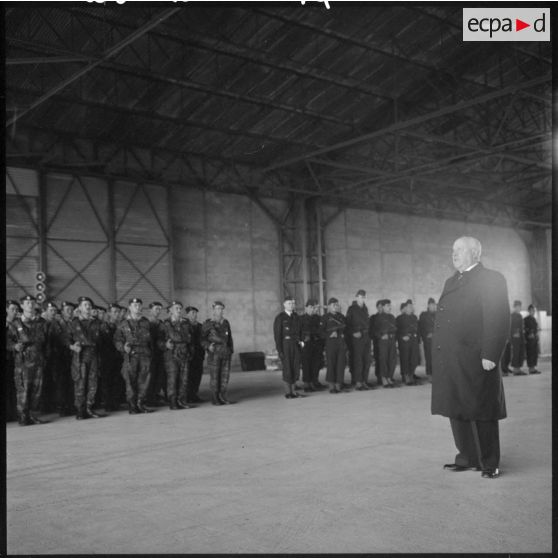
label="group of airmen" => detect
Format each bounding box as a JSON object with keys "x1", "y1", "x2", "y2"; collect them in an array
[
  {"x1": 273, "y1": 290, "x2": 542, "y2": 399},
  {"x1": 5, "y1": 295, "x2": 235, "y2": 426},
  {"x1": 5, "y1": 289, "x2": 542, "y2": 425}
]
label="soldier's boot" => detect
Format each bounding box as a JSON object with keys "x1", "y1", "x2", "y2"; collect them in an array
[
  {"x1": 137, "y1": 400, "x2": 154, "y2": 413},
  {"x1": 212, "y1": 391, "x2": 224, "y2": 406},
  {"x1": 169, "y1": 397, "x2": 179, "y2": 410},
  {"x1": 29, "y1": 415, "x2": 47, "y2": 424},
  {"x1": 86, "y1": 406, "x2": 102, "y2": 418},
  {"x1": 176, "y1": 397, "x2": 192, "y2": 409},
  {"x1": 18, "y1": 412, "x2": 32, "y2": 426},
  {"x1": 76, "y1": 406, "x2": 88, "y2": 420},
  {"x1": 128, "y1": 401, "x2": 140, "y2": 415}
]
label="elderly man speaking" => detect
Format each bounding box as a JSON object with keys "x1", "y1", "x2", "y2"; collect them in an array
[{"x1": 431, "y1": 236, "x2": 510, "y2": 479}]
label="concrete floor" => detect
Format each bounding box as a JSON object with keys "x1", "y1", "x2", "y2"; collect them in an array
[{"x1": 6, "y1": 362, "x2": 552, "y2": 554}]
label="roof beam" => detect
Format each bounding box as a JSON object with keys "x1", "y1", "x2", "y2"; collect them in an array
[
  {"x1": 6, "y1": 7, "x2": 181, "y2": 128},
  {"x1": 263, "y1": 74, "x2": 550, "y2": 171}
]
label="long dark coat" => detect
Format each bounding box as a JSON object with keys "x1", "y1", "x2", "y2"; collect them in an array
[{"x1": 431, "y1": 263, "x2": 509, "y2": 421}]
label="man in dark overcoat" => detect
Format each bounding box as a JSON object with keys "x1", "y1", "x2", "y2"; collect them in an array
[{"x1": 432, "y1": 236, "x2": 509, "y2": 479}]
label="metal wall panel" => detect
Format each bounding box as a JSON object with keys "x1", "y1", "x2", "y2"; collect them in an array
[{"x1": 5, "y1": 167, "x2": 40, "y2": 298}]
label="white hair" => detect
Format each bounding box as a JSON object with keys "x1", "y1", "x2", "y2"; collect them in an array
[{"x1": 454, "y1": 236, "x2": 482, "y2": 262}]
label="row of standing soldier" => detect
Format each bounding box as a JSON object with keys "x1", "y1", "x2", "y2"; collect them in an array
[
  {"x1": 274, "y1": 290, "x2": 438, "y2": 398},
  {"x1": 6, "y1": 296, "x2": 235, "y2": 426},
  {"x1": 274, "y1": 290, "x2": 541, "y2": 399}
]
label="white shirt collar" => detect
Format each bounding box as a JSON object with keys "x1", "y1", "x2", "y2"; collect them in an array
[{"x1": 465, "y1": 262, "x2": 479, "y2": 272}]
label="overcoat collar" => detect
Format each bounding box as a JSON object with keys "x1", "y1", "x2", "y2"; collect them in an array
[{"x1": 441, "y1": 262, "x2": 484, "y2": 298}]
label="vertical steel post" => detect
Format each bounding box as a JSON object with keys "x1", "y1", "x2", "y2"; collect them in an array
[
  {"x1": 300, "y1": 196, "x2": 309, "y2": 307},
  {"x1": 37, "y1": 169, "x2": 48, "y2": 278},
  {"x1": 107, "y1": 179, "x2": 117, "y2": 302},
  {"x1": 166, "y1": 185, "x2": 175, "y2": 300},
  {"x1": 316, "y1": 200, "x2": 325, "y2": 313}
]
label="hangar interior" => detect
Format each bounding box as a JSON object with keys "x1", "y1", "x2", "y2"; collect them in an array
[{"x1": 5, "y1": 4, "x2": 552, "y2": 360}]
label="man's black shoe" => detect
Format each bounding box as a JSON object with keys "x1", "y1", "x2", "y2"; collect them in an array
[
  {"x1": 86, "y1": 407, "x2": 103, "y2": 418},
  {"x1": 18, "y1": 414, "x2": 32, "y2": 426},
  {"x1": 529, "y1": 369, "x2": 541, "y2": 374},
  {"x1": 443, "y1": 463, "x2": 480, "y2": 472},
  {"x1": 481, "y1": 468, "x2": 500, "y2": 479}
]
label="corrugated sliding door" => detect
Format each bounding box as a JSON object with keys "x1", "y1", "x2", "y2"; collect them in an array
[
  {"x1": 45, "y1": 172, "x2": 111, "y2": 304},
  {"x1": 113, "y1": 181, "x2": 171, "y2": 305},
  {"x1": 5, "y1": 167, "x2": 40, "y2": 299}
]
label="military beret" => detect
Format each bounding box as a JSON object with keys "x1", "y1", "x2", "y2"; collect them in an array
[
  {"x1": 20, "y1": 294, "x2": 36, "y2": 303},
  {"x1": 129, "y1": 297, "x2": 143, "y2": 305},
  {"x1": 513, "y1": 300, "x2": 522, "y2": 307},
  {"x1": 381, "y1": 299, "x2": 391, "y2": 306},
  {"x1": 108, "y1": 302, "x2": 120, "y2": 310},
  {"x1": 6, "y1": 299, "x2": 21, "y2": 307},
  {"x1": 212, "y1": 301, "x2": 225, "y2": 308},
  {"x1": 62, "y1": 301, "x2": 77, "y2": 309},
  {"x1": 185, "y1": 306, "x2": 199, "y2": 313},
  {"x1": 78, "y1": 296, "x2": 93, "y2": 306},
  {"x1": 149, "y1": 301, "x2": 163, "y2": 309},
  {"x1": 406, "y1": 299, "x2": 413, "y2": 305},
  {"x1": 327, "y1": 297, "x2": 339, "y2": 305},
  {"x1": 305, "y1": 299, "x2": 318, "y2": 307},
  {"x1": 167, "y1": 300, "x2": 183, "y2": 309},
  {"x1": 428, "y1": 297, "x2": 436, "y2": 305},
  {"x1": 95, "y1": 306, "x2": 107, "y2": 312},
  {"x1": 356, "y1": 289, "x2": 366, "y2": 297},
  {"x1": 45, "y1": 301, "x2": 59, "y2": 310}
]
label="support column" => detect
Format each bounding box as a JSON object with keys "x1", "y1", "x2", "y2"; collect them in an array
[
  {"x1": 37, "y1": 169, "x2": 48, "y2": 282},
  {"x1": 166, "y1": 185, "x2": 175, "y2": 299},
  {"x1": 107, "y1": 179, "x2": 117, "y2": 302},
  {"x1": 315, "y1": 200, "x2": 325, "y2": 312},
  {"x1": 300, "y1": 197, "x2": 309, "y2": 306}
]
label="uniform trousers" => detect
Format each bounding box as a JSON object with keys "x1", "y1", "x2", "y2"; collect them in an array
[
  {"x1": 349, "y1": 333, "x2": 371, "y2": 384},
  {"x1": 164, "y1": 353, "x2": 189, "y2": 402},
  {"x1": 281, "y1": 340, "x2": 301, "y2": 384},
  {"x1": 55, "y1": 350, "x2": 74, "y2": 411},
  {"x1": 207, "y1": 353, "x2": 231, "y2": 395},
  {"x1": 372, "y1": 338, "x2": 381, "y2": 382},
  {"x1": 301, "y1": 340, "x2": 322, "y2": 384},
  {"x1": 450, "y1": 417, "x2": 500, "y2": 470},
  {"x1": 510, "y1": 337, "x2": 525, "y2": 368},
  {"x1": 377, "y1": 336, "x2": 397, "y2": 379},
  {"x1": 398, "y1": 336, "x2": 420, "y2": 381},
  {"x1": 121, "y1": 353, "x2": 151, "y2": 405},
  {"x1": 525, "y1": 337, "x2": 538, "y2": 368},
  {"x1": 14, "y1": 349, "x2": 44, "y2": 415},
  {"x1": 423, "y1": 337, "x2": 433, "y2": 375},
  {"x1": 71, "y1": 348, "x2": 98, "y2": 411},
  {"x1": 187, "y1": 355, "x2": 204, "y2": 398},
  {"x1": 325, "y1": 338, "x2": 346, "y2": 384}
]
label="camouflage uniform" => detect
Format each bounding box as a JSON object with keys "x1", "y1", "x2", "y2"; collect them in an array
[
  {"x1": 57, "y1": 315, "x2": 76, "y2": 414},
  {"x1": 66, "y1": 316, "x2": 102, "y2": 416},
  {"x1": 201, "y1": 318, "x2": 234, "y2": 402},
  {"x1": 97, "y1": 320, "x2": 124, "y2": 410},
  {"x1": 6, "y1": 315, "x2": 49, "y2": 423},
  {"x1": 114, "y1": 316, "x2": 153, "y2": 411},
  {"x1": 5, "y1": 319, "x2": 18, "y2": 421},
  {"x1": 147, "y1": 317, "x2": 167, "y2": 404},
  {"x1": 158, "y1": 318, "x2": 192, "y2": 407},
  {"x1": 186, "y1": 319, "x2": 205, "y2": 401}
]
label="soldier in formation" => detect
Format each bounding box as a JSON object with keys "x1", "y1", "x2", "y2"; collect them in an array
[
  {"x1": 184, "y1": 306, "x2": 205, "y2": 404},
  {"x1": 501, "y1": 300, "x2": 526, "y2": 376},
  {"x1": 300, "y1": 299, "x2": 325, "y2": 392},
  {"x1": 201, "y1": 301, "x2": 235, "y2": 405},
  {"x1": 147, "y1": 301, "x2": 166, "y2": 407},
  {"x1": 418, "y1": 298, "x2": 436, "y2": 380},
  {"x1": 321, "y1": 297, "x2": 348, "y2": 394},
  {"x1": 396, "y1": 299, "x2": 421, "y2": 386},
  {"x1": 274, "y1": 295, "x2": 304, "y2": 399},
  {"x1": 6, "y1": 299, "x2": 21, "y2": 422},
  {"x1": 524, "y1": 304, "x2": 541, "y2": 375},
  {"x1": 373, "y1": 299, "x2": 398, "y2": 388},
  {"x1": 345, "y1": 289, "x2": 372, "y2": 390}
]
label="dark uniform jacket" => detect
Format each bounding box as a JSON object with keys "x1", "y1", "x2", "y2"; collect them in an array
[
  {"x1": 7, "y1": 315, "x2": 49, "y2": 363},
  {"x1": 510, "y1": 313, "x2": 524, "y2": 339},
  {"x1": 300, "y1": 313, "x2": 322, "y2": 342},
  {"x1": 395, "y1": 313, "x2": 419, "y2": 340},
  {"x1": 186, "y1": 319, "x2": 205, "y2": 361},
  {"x1": 345, "y1": 302, "x2": 370, "y2": 336},
  {"x1": 431, "y1": 263, "x2": 509, "y2": 421},
  {"x1": 320, "y1": 312, "x2": 346, "y2": 341},
  {"x1": 523, "y1": 316, "x2": 539, "y2": 340},
  {"x1": 158, "y1": 318, "x2": 192, "y2": 360},
  {"x1": 273, "y1": 311, "x2": 302, "y2": 357},
  {"x1": 201, "y1": 319, "x2": 234, "y2": 357},
  {"x1": 114, "y1": 316, "x2": 153, "y2": 356},
  {"x1": 372, "y1": 313, "x2": 396, "y2": 338},
  {"x1": 418, "y1": 311, "x2": 436, "y2": 343}
]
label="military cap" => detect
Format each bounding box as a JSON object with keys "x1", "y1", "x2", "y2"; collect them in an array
[
  {"x1": 212, "y1": 300, "x2": 225, "y2": 308},
  {"x1": 305, "y1": 298, "x2": 318, "y2": 307},
  {"x1": 6, "y1": 299, "x2": 21, "y2": 307},
  {"x1": 527, "y1": 304, "x2": 535, "y2": 311},
  {"x1": 427, "y1": 297, "x2": 436, "y2": 305},
  {"x1": 406, "y1": 299, "x2": 413, "y2": 305},
  {"x1": 356, "y1": 289, "x2": 366, "y2": 297},
  {"x1": 376, "y1": 299, "x2": 383, "y2": 308},
  {"x1": 129, "y1": 297, "x2": 143, "y2": 305},
  {"x1": 513, "y1": 300, "x2": 522, "y2": 307},
  {"x1": 327, "y1": 297, "x2": 339, "y2": 305},
  {"x1": 284, "y1": 295, "x2": 295, "y2": 302},
  {"x1": 45, "y1": 301, "x2": 59, "y2": 310},
  {"x1": 149, "y1": 301, "x2": 163, "y2": 309},
  {"x1": 381, "y1": 299, "x2": 391, "y2": 306},
  {"x1": 185, "y1": 306, "x2": 199, "y2": 313},
  {"x1": 95, "y1": 305, "x2": 107, "y2": 312},
  {"x1": 77, "y1": 296, "x2": 93, "y2": 306},
  {"x1": 108, "y1": 302, "x2": 120, "y2": 310},
  {"x1": 62, "y1": 301, "x2": 77, "y2": 309},
  {"x1": 20, "y1": 294, "x2": 36, "y2": 303},
  {"x1": 167, "y1": 300, "x2": 183, "y2": 309}
]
